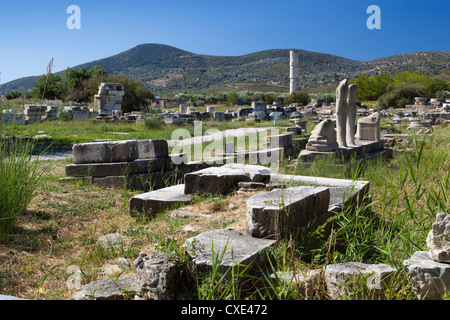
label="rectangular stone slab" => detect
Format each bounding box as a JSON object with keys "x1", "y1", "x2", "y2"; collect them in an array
[
  {"x1": 270, "y1": 133, "x2": 293, "y2": 148},
  {"x1": 184, "y1": 164, "x2": 271, "y2": 195},
  {"x1": 246, "y1": 186, "x2": 330, "y2": 239},
  {"x1": 72, "y1": 140, "x2": 139, "y2": 164},
  {"x1": 184, "y1": 228, "x2": 276, "y2": 275},
  {"x1": 65, "y1": 158, "x2": 171, "y2": 177},
  {"x1": 129, "y1": 184, "x2": 192, "y2": 217}
]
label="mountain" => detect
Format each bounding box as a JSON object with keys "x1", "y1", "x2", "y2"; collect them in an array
[{"x1": 1, "y1": 43, "x2": 449, "y2": 95}]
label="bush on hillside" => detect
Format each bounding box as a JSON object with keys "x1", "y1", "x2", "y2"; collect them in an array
[
  {"x1": 283, "y1": 91, "x2": 310, "y2": 106},
  {"x1": 377, "y1": 84, "x2": 427, "y2": 109}
]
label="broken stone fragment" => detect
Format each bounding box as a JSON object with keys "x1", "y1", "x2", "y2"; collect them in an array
[
  {"x1": 66, "y1": 265, "x2": 82, "y2": 290},
  {"x1": 305, "y1": 119, "x2": 338, "y2": 152},
  {"x1": 246, "y1": 186, "x2": 330, "y2": 239},
  {"x1": 184, "y1": 164, "x2": 270, "y2": 195},
  {"x1": 270, "y1": 270, "x2": 316, "y2": 299},
  {"x1": 403, "y1": 251, "x2": 450, "y2": 300},
  {"x1": 71, "y1": 274, "x2": 137, "y2": 300},
  {"x1": 426, "y1": 213, "x2": 450, "y2": 263},
  {"x1": 133, "y1": 252, "x2": 183, "y2": 300},
  {"x1": 185, "y1": 228, "x2": 276, "y2": 275},
  {"x1": 96, "y1": 233, "x2": 127, "y2": 250},
  {"x1": 324, "y1": 262, "x2": 397, "y2": 300}
]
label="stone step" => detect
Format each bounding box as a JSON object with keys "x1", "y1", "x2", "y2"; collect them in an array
[
  {"x1": 73, "y1": 140, "x2": 139, "y2": 164},
  {"x1": 92, "y1": 171, "x2": 179, "y2": 190},
  {"x1": 72, "y1": 139, "x2": 169, "y2": 164},
  {"x1": 298, "y1": 140, "x2": 385, "y2": 162},
  {"x1": 65, "y1": 157, "x2": 171, "y2": 177},
  {"x1": 129, "y1": 184, "x2": 192, "y2": 217}
]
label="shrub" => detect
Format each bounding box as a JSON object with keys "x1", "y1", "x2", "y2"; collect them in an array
[
  {"x1": 435, "y1": 90, "x2": 450, "y2": 99},
  {"x1": 144, "y1": 114, "x2": 163, "y2": 130},
  {"x1": 283, "y1": 91, "x2": 310, "y2": 105},
  {"x1": 377, "y1": 84, "x2": 427, "y2": 109},
  {"x1": 58, "y1": 110, "x2": 72, "y2": 121}
]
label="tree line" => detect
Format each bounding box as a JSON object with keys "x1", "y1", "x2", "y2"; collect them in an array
[
  {"x1": 177, "y1": 90, "x2": 314, "y2": 107},
  {"x1": 4, "y1": 66, "x2": 155, "y2": 114},
  {"x1": 349, "y1": 71, "x2": 450, "y2": 109},
  {"x1": 4, "y1": 69, "x2": 448, "y2": 112}
]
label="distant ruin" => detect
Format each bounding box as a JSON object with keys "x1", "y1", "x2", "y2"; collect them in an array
[{"x1": 94, "y1": 83, "x2": 125, "y2": 121}]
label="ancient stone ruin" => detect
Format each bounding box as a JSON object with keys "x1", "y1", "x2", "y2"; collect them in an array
[
  {"x1": 1, "y1": 109, "x2": 25, "y2": 125},
  {"x1": 94, "y1": 83, "x2": 125, "y2": 121},
  {"x1": 290, "y1": 49, "x2": 299, "y2": 94},
  {"x1": 64, "y1": 139, "x2": 175, "y2": 190},
  {"x1": 54, "y1": 135, "x2": 450, "y2": 300},
  {"x1": 298, "y1": 79, "x2": 392, "y2": 163}
]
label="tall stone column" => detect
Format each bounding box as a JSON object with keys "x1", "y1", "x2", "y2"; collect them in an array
[
  {"x1": 335, "y1": 79, "x2": 349, "y2": 148},
  {"x1": 290, "y1": 50, "x2": 299, "y2": 94},
  {"x1": 346, "y1": 84, "x2": 357, "y2": 146}
]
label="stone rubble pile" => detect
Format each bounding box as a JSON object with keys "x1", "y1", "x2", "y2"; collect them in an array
[{"x1": 63, "y1": 105, "x2": 91, "y2": 120}]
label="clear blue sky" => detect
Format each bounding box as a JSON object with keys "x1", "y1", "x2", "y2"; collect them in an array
[{"x1": 0, "y1": 0, "x2": 448, "y2": 84}]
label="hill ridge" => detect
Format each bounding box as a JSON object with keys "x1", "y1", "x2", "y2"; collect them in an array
[{"x1": 1, "y1": 43, "x2": 449, "y2": 95}]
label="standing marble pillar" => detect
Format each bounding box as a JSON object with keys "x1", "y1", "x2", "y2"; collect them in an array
[
  {"x1": 346, "y1": 84, "x2": 357, "y2": 146},
  {"x1": 335, "y1": 79, "x2": 349, "y2": 148},
  {"x1": 290, "y1": 50, "x2": 299, "y2": 94}
]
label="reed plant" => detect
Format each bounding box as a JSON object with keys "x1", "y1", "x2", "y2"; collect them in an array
[{"x1": 0, "y1": 137, "x2": 53, "y2": 239}]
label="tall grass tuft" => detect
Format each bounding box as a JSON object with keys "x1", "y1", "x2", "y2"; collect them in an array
[{"x1": 0, "y1": 138, "x2": 52, "y2": 238}]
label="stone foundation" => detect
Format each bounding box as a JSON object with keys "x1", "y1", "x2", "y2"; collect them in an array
[{"x1": 298, "y1": 140, "x2": 392, "y2": 162}]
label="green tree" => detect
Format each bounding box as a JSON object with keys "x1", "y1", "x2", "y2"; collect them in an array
[
  {"x1": 226, "y1": 91, "x2": 239, "y2": 106},
  {"x1": 427, "y1": 76, "x2": 450, "y2": 97},
  {"x1": 393, "y1": 71, "x2": 432, "y2": 88},
  {"x1": 31, "y1": 73, "x2": 67, "y2": 100},
  {"x1": 64, "y1": 65, "x2": 107, "y2": 102},
  {"x1": 264, "y1": 93, "x2": 276, "y2": 105},
  {"x1": 349, "y1": 73, "x2": 394, "y2": 101},
  {"x1": 4, "y1": 90, "x2": 24, "y2": 100},
  {"x1": 88, "y1": 65, "x2": 107, "y2": 78}
]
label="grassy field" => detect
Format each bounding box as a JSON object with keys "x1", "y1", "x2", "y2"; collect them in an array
[
  {"x1": 0, "y1": 115, "x2": 448, "y2": 300},
  {"x1": 0, "y1": 107, "x2": 297, "y2": 146}
]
